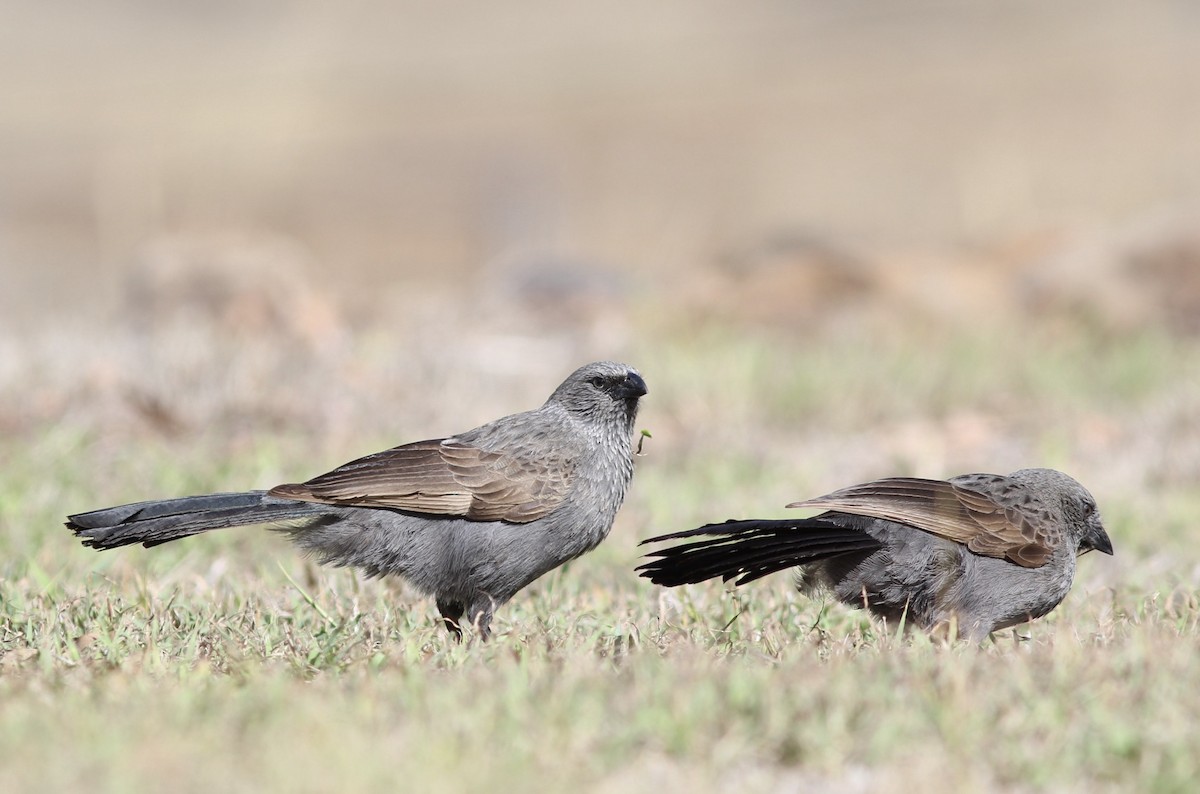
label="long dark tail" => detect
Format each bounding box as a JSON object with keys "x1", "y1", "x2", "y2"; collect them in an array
[
  {"x1": 66, "y1": 491, "x2": 328, "y2": 550},
  {"x1": 637, "y1": 517, "x2": 881, "y2": 587}
]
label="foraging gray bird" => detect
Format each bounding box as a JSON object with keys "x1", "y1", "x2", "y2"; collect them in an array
[
  {"x1": 68, "y1": 361, "x2": 647, "y2": 639},
  {"x1": 639, "y1": 468, "x2": 1112, "y2": 641}
]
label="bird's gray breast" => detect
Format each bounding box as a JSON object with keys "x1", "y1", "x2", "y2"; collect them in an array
[
  {"x1": 945, "y1": 543, "x2": 1078, "y2": 633},
  {"x1": 555, "y1": 435, "x2": 635, "y2": 557}
]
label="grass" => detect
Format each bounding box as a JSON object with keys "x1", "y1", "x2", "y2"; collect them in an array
[{"x1": 2, "y1": 314, "x2": 1199, "y2": 793}]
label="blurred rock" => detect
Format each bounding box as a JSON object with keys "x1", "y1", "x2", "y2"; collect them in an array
[
  {"x1": 690, "y1": 231, "x2": 1024, "y2": 331},
  {"x1": 690, "y1": 232, "x2": 876, "y2": 328},
  {"x1": 870, "y1": 247, "x2": 1024, "y2": 327},
  {"x1": 689, "y1": 210, "x2": 1200, "y2": 336},
  {"x1": 1126, "y1": 216, "x2": 1200, "y2": 335},
  {"x1": 491, "y1": 258, "x2": 629, "y2": 326},
  {"x1": 472, "y1": 256, "x2": 635, "y2": 358},
  {"x1": 124, "y1": 230, "x2": 348, "y2": 351},
  {"x1": 1018, "y1": 209, "x2": 1200, "y2": 334}
]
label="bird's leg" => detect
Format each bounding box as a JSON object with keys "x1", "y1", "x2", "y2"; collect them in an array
[
  {"x1": 436, "y1": 598, "x2": 465, "y2": 642},
  {"x1": 464, "y1": 598, "x2": 496, "y2": 642}
]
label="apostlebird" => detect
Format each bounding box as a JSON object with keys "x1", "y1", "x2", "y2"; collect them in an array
[
  {"x1": 639, "y1": 468, "x2": 1112, "y2": 641},
  {"x1": 68, "y1": 361, "x2": 648, "y2": 639}
]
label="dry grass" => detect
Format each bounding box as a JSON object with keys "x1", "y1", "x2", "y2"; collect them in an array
[{"x1": 2, "y1": 300, "x2": 1198, "y2": 793}]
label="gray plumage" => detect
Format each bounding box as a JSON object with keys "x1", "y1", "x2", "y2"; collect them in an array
[
  {"x1": 68, "y1": 361, "x2": 648, "y2": 639},
  {"x1": 639, "y1": 468, "x2": 1113, "y2": 641}
]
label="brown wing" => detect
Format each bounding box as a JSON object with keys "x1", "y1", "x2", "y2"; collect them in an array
[
  {"x1": 786, "y1": 476, "x2": 1060, "y2": 568},
  {"x1": 268, "y1": 438, "x2": 574, "y2": 523}
]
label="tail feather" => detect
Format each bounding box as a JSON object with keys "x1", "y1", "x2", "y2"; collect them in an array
[
  {"x1": 638, "y1": 518, "x2": 880, "y2": 587},
  {"x1": 66, "y1": 491, "x2": 328, "y2": 551}
]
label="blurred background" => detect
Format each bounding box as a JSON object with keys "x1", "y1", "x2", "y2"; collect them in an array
[
  {"x1": 4, "y1": 1, "x2": 1200, "y2": 321},
  {"x1": 2, "y1": 1, "x2": 1199, "y2": 538}
]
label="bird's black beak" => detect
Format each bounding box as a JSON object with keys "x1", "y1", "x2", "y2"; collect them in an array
[
  {"x1": 1082, "y1": 520, "x2": 1114, "y2": 556},
  {"x1": 622, "y1": 372, "x2": 648, "y2": 399}
]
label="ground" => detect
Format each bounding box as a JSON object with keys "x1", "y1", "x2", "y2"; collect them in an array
[{"x1": 2, "y1": 290, "x2": 1198, "y2": 793}]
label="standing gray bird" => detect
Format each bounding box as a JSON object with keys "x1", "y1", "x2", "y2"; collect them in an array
[
  {"x1": 639, "y1": 468, "x2": 1112, "y2": 641},
  {"x1": 68, "y1": 361, "x2": 648, "y2": 639}
]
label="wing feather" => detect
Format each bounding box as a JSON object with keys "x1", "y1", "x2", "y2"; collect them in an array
[
  {"x1": 268, "y1": 438, "x2": 574, "y2": 523},
  {"x1": 787, "y1": 476, "x2": 1060, "y2": 568}
]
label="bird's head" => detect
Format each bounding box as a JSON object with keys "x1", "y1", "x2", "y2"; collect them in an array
[
  {"x1": 1009, "y1": 468, "x2": 1113, "y2": 557},
  {"x1": 1074, "y1": 494, "x2": 1113, "y2": 557},
  {"x1": 548, "y1": 361, "x2": 647, "y2": 426}
]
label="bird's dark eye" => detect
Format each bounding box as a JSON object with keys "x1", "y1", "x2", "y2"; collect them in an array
[
  {"x1": 589, "y1": 376, "x2": 606, "y2": 389},
  {"x1": 1081, "y1": 500, "x2": 1096, "y2": 517}
]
